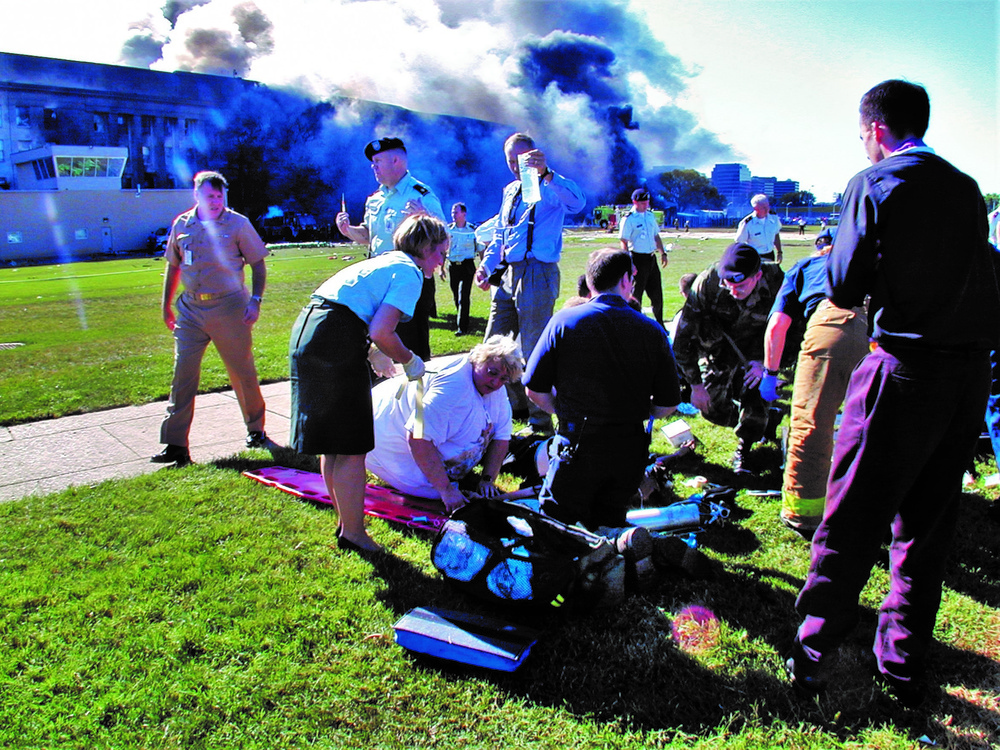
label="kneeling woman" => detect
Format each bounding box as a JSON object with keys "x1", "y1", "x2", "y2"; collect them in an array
[
  {"x1": 289, "y1": 214, "x2": 448, "y2": 553},
  {"x1": 366, "y1": 335, "x2": 523, "y2": 513}
]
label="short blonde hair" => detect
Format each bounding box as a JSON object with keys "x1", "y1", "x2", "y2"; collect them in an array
[
  {"x1": 393, "y1": 214, "x2": 449, "y2": 259},
  {"x1": 469, "y1": 334, "x2": 524, "y2": 383}
]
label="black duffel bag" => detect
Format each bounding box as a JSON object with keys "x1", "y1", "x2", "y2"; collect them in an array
[{"x1": 431, "y1": 498, "x2": 625, "y2": 611}]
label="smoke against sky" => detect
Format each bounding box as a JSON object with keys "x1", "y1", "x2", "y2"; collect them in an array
[
  {"x1": 2, "y1": 0, "x2": 996, "y2": 201},
  {"x1": 115, "y1": 0, "x2": 734, "y2": 201}
]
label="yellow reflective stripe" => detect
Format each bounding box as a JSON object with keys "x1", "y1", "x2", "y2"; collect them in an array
[
  {"x1": 396, "y1": 377, "x2": 428, "y2": 440},
  {"x1": 781, "y1": 490, "x2": 825, "y2": 518},
  {"x1": 551, "y1": 594, "x2": 565, "y2": 608}
]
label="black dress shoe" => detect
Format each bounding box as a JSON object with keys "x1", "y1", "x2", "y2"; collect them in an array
[
  {"x1": 151, "y1": 444, "x2": 191, "y2": 466},
  {"x1": 245, "y1": 430, "x2": 268, "y2": 449}
]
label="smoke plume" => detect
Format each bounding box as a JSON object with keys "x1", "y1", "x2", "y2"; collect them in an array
[{"x1": 120, "y1": 0, "x2": 734, "y2": 214}]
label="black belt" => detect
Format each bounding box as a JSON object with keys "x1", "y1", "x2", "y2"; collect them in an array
[{"x1": 309, "y1": 296, "x2": 347, "y2": 311}]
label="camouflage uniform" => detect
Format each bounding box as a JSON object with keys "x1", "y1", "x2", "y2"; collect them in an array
[{"x1": 673, "y1": 262, "x2": 784, "y2": 443}]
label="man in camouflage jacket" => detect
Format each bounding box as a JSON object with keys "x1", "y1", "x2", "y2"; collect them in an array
[{"x1": 673, "y1": 243, "x2": 783, "y2": 472}]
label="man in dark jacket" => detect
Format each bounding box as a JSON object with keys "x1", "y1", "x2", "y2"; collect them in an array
[{"x1": 787, "y1": 80, "x2": 1000, "y2": 707}]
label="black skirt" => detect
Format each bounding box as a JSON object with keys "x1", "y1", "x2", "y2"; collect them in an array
[{"x1": 289, "y1": 299, "x2": 374, "y2": 455}]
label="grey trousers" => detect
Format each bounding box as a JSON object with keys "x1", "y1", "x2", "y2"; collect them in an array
[{"x1": 484, "y1": 258, "x2": 559, "y2": 430}]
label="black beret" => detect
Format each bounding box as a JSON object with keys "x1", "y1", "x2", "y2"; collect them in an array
[
  {"x1": 631, "y1": 188, "x2": 651, "y2": 201},
  {"x1": 364, "y1": 137, "x2": 406, "y2": 160},
  {"x1": 719, "y1": 243, "x2": 761, "y2": 282}
]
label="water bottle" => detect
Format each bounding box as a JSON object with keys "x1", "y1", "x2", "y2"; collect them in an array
[{"x1": 518, "y1": 152, "x2": 541, "y2": 204}]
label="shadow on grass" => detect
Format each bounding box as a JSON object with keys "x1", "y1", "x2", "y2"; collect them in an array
[
  {"x1": 210, "y1": 447, "x2": 999, "y2": 746},
  {"x1": 473, "y1": 564, "x2": 1000, "y2": 745},
  {"x1": 944, "y1": 492, "x2": 1000, "y2": 609}
]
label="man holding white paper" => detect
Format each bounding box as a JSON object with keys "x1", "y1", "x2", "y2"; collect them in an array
[{"x1": 475, "y1": 132, "x2": 586, "y2": 436}]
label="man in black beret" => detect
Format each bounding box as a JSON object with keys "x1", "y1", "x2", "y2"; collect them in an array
[
  {"x1": 672, "y1": 242, "x2": 784, "y2": 473},
  {"x1": 336, "y1": 136, "x2": 444, "y2": 359},
  {"x1": 619, "y1": 187, "x2": 669, "y2": 326}
]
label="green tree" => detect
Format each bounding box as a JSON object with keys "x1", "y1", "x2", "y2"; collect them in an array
[
  {"x1": 984, "y1": 192, "x2": 999, "y2": 211},
  {"x1": 657, "y1": 169, "x2": 725, "y2": 211},
  {"x1": 779, "y1": 190, "x2": 816, "y2": 206}
]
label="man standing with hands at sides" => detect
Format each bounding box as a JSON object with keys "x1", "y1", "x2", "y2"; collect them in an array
[
  {"x1": 619, "y1": 187, "x2": 669, "y2": 326},
  {"x1": 336, "y1": 136, "x2": 444, "y2": 359},
  {"x1": 475, "y1": 132, "x2": 586, "y2": 437},
  {"x1": 153, "y1": 170, "x2": 269, "y2": 467},
  {"x1": 736, "y1": 194, "x2": 783, "y2": 264},
  {"x1": 445, "y1": 202, "x2": 479, "y2": 335},
  {"x1": 787, "y1": 80, "x2": 1000, "y2": 707}
]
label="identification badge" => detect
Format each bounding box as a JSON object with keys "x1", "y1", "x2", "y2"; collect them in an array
[{"x1": 184, "y1": 249, "x2": 193, "y2": 266}]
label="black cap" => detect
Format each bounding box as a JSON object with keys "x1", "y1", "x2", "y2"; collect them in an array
[
  {"x1": 364, "y1": 137, "x2": 406, "y2": 160},
  {"x1": 719, "y1": 243, "x2": 761, "y2": 282},
  {"x1": 631, "y1": 188, "x2": 651, "y2": 201}
]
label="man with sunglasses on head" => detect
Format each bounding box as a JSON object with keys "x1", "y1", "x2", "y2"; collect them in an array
[
  {"x1": 523, "y1": 249, "x2": 680, "y2": 532},
  {"x1": 673, "y1": 243, "x2": 783, "y2": 474}
]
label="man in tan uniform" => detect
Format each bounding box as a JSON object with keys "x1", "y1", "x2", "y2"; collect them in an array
[{"x1": 153, "y1": 170, "x2": 269, "y2": 466}]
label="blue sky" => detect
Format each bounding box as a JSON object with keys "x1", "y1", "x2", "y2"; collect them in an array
[
  {"x1": 643, "y1": 0, "x2": 998, "y2": 200},
  {"x1": 2, "y1": 0, "x2": 996, "y2": 201}
]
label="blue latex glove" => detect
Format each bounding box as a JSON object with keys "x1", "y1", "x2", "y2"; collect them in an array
[{"x1": 759, "y1": 373, "x2": 779, "y2": 402}]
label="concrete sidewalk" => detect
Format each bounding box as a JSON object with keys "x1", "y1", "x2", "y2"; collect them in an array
[{"x1": 0, "y1": 381, "x2": 292, "y2": 502}]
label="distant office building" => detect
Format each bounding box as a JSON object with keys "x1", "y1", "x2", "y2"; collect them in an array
[
  {"x1": 711, "y1": 162, "x2": 802, "y2": 213},
  {"x1": 774, "y1": 179, "x2": 799, "y2": 200},
  {"x1": 749, "y1": 176, "x2": 776, "y2": 200},
  {"x1": 711, "y1": 163, "x2": 751, "y2": 215}
]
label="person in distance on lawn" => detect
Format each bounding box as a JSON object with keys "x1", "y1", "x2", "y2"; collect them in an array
[
  {"x1": 444, "y1": 202, "x2": 480, "y2": 335},
  {"x1": 736, "y1": 194, "x2": 783, "y2": 264},
  {"x1": 153, "y1": 170, "x2": 269, "y2": 467},
  {"x1": 619, "y1": 187, "x2": 669, "y2": 326},
  {"x1": 289, "y1": 214, "x2": 448, "y2": 554}
]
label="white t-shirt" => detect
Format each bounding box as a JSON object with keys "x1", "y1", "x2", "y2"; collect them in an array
[{"x1": 366, "y1": 355, "x2": 513, "y2": 498}]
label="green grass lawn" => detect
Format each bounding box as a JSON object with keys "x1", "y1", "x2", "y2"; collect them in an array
[{"x1": 1, "y1": 229, "x2": 998, "y2": 748}]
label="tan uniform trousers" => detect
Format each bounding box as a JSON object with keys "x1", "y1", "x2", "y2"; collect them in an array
[
  {"x1": 782, "y1": 300, "x2": 868, "y2": 530},
  {"x1": 160, "y1": 289, "x2": 266, "y2": 447}
]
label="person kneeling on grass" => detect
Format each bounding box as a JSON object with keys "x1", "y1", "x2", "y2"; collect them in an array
[
  {"x1": 289, "y1": 214, "x2": 448, "y2": 554},
  {"x1": 366, "y1": 335, "x2": 522, "y2": 513}
]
